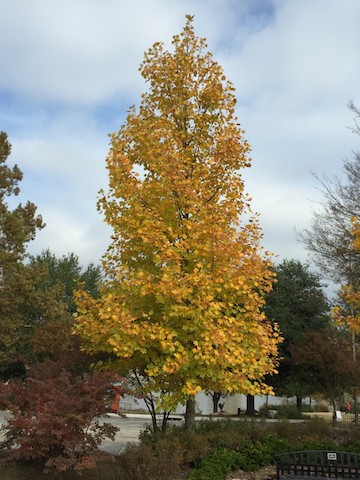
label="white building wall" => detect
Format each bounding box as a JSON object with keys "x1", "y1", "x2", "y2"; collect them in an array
[
  {"x1": 187, "y1": 392, "x2": 284, "y2": 415},
  {"x1": 120, "y1": 391, "x2": 286, "y2": 415}
]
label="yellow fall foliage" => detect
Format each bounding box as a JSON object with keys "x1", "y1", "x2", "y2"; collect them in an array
[
  {"x1": 332, "y1": 216, "x2": 360, "y2": 333},
  {"x1": 74, "y1": 17, "x2": 281, "y2": 409}
]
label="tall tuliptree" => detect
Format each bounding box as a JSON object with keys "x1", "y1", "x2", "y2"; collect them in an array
[{"x1": 75, "y1": 17, "x2": 281, "y2": 428}]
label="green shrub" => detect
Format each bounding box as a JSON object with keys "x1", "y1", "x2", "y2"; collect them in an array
[
  {"x1": 128, "y1": 417, "x2": 360, "y2": 480},
  {"x1": 313, "y1": 402, "x2": 330, "y2": 412},
  {"x1": 174, "y1": 427, "x2": 211, "y2": 465},
  {"x1": 347, "y1": 441, "x2": 360, "y2": 454},
  {"x1": 301, "y1": 404, "x2": 315, "y2": 412},
  {"x1": 186, "y1": 448, "x2": 239, "y2": 480},
  {"x1": 260, "y1": 402, "x2": 330, "y2": 417},
  {"x1": 140, "y1": 425, "x2": 211, "y2": 466},
  {"x1": 186, "y1": 436, "x2": 290, "y2": 480},
  {"x1": 193, "y1": 418, "x2": 269, "y2": 448},
  {"x1": 117, "y1": 437, "x2": 184, "y2": 480},
  {"x1": 259, "y1": 403, "x2": 305, "y2": 419}
]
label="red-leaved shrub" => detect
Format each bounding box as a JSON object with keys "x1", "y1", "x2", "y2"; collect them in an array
[{"x1": 0, "y1": 359, "x2": 121, "y2": 474}]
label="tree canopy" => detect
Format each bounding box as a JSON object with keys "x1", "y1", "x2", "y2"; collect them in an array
[
  {"x1": 292, "y1": 328, "x2": 356, "y2": 410},
  {"x1": 75, "y1": 17, "x2": 281, "y2": 420},
  {"x1": 264, "y1": 259, "x2": 330, "y2": 401},
  {"x1": 29, "y1": 249, "x2": 102, "y2": 312},
  {"x1": 332, "y1": 216, "x2": 360, "y2": 334},
  {"x1": 0, "y1": 132, "x2": 45, "y2": 372}
]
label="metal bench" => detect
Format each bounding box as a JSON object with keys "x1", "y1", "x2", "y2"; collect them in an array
[{"x1": 275, "y1": 450, "x2": 360, "y2": 479}]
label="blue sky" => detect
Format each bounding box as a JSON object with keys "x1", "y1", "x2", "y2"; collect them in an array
[{"x1": 1, "y1": 0, "x2": 360, "y2": 292}]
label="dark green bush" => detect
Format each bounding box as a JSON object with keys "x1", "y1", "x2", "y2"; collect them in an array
[
  {"x1": 186, "y1": 448, "x2": 239, "y2": 480},
  {"x1": 269, "y1": 417, "x2": 331, "y2": 445},
  {"x1": 313, "y1": 402, "x2": 330, "y2": 412},
  {"x1": 192, "y1": 418, "x2": 268, "y2": 448},
  {"x1": 138, "y1": 418, "x2": 360, "y2": 480},
  {"x1": 346, "y1": 441, "x2": 360, "y2": 454},
  {"x1": 140, "y1": 425, "x2": 211, "y2": 466},
  {"x1": 116, "y1": 419, "x2": 360, "y2": 480},
  {"x1": 259, "y1": 403, "x2": 305, "y2": 419},
  {"x1": 301, "y1": 404, "x2": 316, "y2": 412},
  {"x1": 186, "y1": 436, "x2": 289, "y2": 480}
]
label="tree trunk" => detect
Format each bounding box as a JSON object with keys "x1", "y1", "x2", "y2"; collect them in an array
[
  {"x1": 161, "y1": 411, "x2": 171, "y2": 431},
  {"x1": 185, "y1": 397, "x2": 196, "y2": 429},
  {"x1": 246, "y1": 394, "x2": 256, "y2": 416},
  {"x1": 133, "y1": 370, "x2": 159, "y2": 431},
  {"x1": 332, "y1": 399, "x2": 336, "y2": 427},
  {"x1": 212, "y1": 392, "x2": 221, "y2": 413},
  {"x1": 296, "y1": 396, "x2": 302, "y2": 412},
  {"x1": 352, "y1": 331, "x2": 358, "y2": 426},
  {"x1": 144, "y1": 396, "x2": 158, "y2": 431}
]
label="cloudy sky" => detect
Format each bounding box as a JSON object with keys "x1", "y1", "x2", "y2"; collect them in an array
[{"x1": 1, "y1": 0, "x2": 359, "y2": 289}]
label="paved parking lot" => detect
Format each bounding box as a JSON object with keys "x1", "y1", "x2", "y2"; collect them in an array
[{"x1": 98, "y1": 414, "x2": 151, "y2": 454}]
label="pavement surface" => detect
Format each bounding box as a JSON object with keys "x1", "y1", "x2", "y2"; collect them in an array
[
  {"x1": 0, "y1": 411, "x2": 306, "y2": 456},
  {"x1": 98, "y1": 413, "x2": 188, "y2": 454},
  {"x1": 97, "y1": 414, "x2": 152, "y2": 454}
]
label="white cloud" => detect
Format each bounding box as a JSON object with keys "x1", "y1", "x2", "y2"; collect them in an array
[
  {"x1": 220, "y1": 0, "x2": 360, "y2": 101},
  {"x1": 0, "y1": 0, "x2": 236, "y2": 105},
  {"x1": 27, "y1": 206, "x2": 111, "y2": 266},
  {"x1": 1, "y1": 0, "x2": 359, "y2": 290}
]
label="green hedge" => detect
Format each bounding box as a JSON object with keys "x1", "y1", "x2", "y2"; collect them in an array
[{"x1": 186, "y1": 436, "x2": 290, "y2": 480}]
